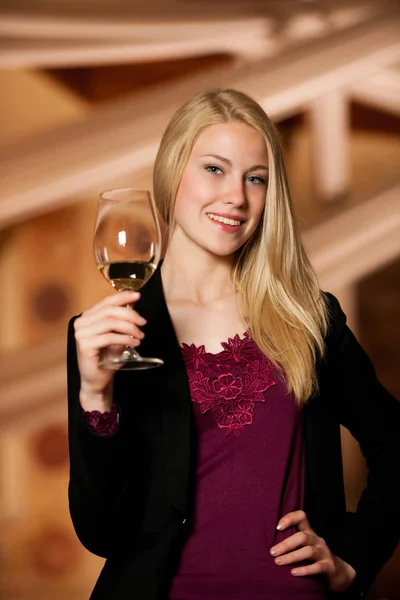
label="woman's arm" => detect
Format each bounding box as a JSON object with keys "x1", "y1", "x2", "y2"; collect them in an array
[
  {"x1": 325, "y1": 294, "x2": 400, "y2": 596},
  {"x1": 67, "y1": 316, "x2": 134, "y2": 557},
  {"x1": 67, "y1": 292, "x2": 146, "y2": 557}
]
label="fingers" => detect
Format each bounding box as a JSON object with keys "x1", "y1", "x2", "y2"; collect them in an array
[
  {"x1": 85, "y1": 333, "x2": 141, "y2": 353},
  {"x1": 84, "y1": 302, "x2": 146, "y2": 321},
  {"x1": 77, "y1": 311, "x2": 145, "y2": 338},
  {"x1": 75, "y1": 322, "x2": 144, "y2": 353},
  {"x1": 283, "y1": 548, "x2": 355, "y2": 590},
  {"x1": 81, "y1": 291, "x2": 139, "y2": 318},
  {"x1": 76, "y1": 300, "x2": 146, "y2": 336},
  {"x1": 276, "y1": 510, "x2": 311, "y2": 532},
  {"x1": 74, "y1": 293, "x2": 147, "y2": 366},
  {"x1": 271, "y1": 511, "x2": 335, "y2": 580},
  {"x1": 270, "y1": 530, "x2": 316, "y2": 558},
  {"x1": 290, "y1": 560, "x2": 330, "y2": 577},
  {"x1": 272, "y1": 541, "x2": 324, "y2": 566},
  {"x1": 94, "y1": 291, "x2": 141, "y2": 310},
  {"x1": 75, "y1": 319, "x2": 144, "y2": 350}
]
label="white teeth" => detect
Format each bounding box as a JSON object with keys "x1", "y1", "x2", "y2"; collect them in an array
[{"x1": 208, "y1": 213, "x2": 241, "y2": 226}]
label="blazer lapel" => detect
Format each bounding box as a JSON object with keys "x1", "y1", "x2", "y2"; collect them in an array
[{"x1": 137, "y1": 265, "x2": 193, "y2": 516}]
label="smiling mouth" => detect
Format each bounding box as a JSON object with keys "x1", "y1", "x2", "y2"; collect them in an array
[{"x1": 207, "y1": 213, "x2": 244, "y2": 227}]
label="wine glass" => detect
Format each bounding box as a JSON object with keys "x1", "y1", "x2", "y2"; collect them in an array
[{"x1": 93, "y1": 188, "x2": 164, "y2": 370}]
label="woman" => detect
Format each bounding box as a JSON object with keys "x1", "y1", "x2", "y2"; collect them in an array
[{"x1": 67, "y1": 89, "x2": 400, "y2": 600}]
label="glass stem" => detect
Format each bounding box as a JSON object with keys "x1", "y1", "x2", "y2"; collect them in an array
[{"x1": 125, "y1": 302, "x2": 140, "y2": 359}]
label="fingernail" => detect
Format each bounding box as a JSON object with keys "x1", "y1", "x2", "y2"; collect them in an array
[
  {"x1": 275, "y1": 557, "x2": 283, "y2": 564},
  {"x1": 270, "y1": 547, "x2": 278, "y2": 556},
  {"x1": 276, "y1": 522, "x2": 283, "y2": 530},
  {"x1": 291, "y1": 569, "x2": 299, "y2": 576}
]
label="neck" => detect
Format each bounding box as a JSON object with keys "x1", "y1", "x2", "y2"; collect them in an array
[{"x1": 161, "y1": 231, "x2": 235, "y2": 305}]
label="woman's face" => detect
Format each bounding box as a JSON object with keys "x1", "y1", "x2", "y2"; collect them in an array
[{"x1": 172, "y1": 122, "x2": 269, "y2": 258}]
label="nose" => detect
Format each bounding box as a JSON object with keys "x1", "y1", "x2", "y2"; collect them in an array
[{"x1": 223, "y1": 180, "x2": 246, "y2": 208}]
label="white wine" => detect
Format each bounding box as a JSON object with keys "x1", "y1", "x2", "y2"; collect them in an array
[
  {"x1": 93, "y1": 188, "x2": 163, "y2": 370},
  {"x1": 98, "y1": 261, "x2": 156, "y2": 291}
]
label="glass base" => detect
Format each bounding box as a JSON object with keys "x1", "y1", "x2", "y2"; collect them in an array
[{"x1": 99, "y1": 349, "x2": 164, "y2": 371}]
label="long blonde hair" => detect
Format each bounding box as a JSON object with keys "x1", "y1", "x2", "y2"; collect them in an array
[{"x1": 153, "y1": 89, "x2": 329, "y2": 404}]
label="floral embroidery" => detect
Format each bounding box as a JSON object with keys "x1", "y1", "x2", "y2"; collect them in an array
[
  {"x1": 181, "y1": 342, "x2": 209, "y2": 370},
  {"x1": 181, "y1": 333, "x2": 276, "y2": 436},
  {"x1": 81, "y1": 401, "x2": 119, "y2": 437},
  {"x1": 214, "y1": 373, "x2": 243, "y2": 399}
]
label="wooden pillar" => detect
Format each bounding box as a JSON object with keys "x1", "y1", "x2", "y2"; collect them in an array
[{"x1": 310, "y1": 91, "x2": 349, "y2": 202}]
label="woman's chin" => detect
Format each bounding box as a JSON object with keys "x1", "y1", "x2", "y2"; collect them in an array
[{"x1": 203, "y1": 243, "x2": 243, "y2": 258}]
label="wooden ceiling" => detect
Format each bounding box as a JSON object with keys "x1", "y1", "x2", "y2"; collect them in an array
[
  {"x1": 47, "y1": 55, "x2": 233, "y2": 103},
  {"x1": 2, "y1": 0, "x2": 398, "y2": 69}
]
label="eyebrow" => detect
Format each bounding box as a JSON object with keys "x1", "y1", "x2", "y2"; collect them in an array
[{"x1": 201, "y1": 154, "x2": 269, "y2": 172}]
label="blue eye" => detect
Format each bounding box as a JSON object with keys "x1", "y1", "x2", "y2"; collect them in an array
[
  {"x1": 205, "y1": 165, "x2": 223, "y2": 174},
  {"x1": 247, "y1": 175, "x2": 266, "y2": 185}
]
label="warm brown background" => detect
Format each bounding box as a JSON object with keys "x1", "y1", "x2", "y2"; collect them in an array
[{"x1": 1, "y1": 2, "x2": 399, "y2": 599}]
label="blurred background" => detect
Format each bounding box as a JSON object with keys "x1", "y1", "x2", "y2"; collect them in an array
[{"x1": 0, "y1": 1, "x2": 399, "y2": 598}]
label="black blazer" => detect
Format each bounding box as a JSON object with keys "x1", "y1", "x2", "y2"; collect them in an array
[{"x1": 67, "y1": 266, "x2": 400, "y2": 600}]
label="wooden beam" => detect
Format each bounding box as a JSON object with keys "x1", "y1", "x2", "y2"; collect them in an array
[
  {"x1": 304, "y1": 184, "x2": 400, "y2": 290},
  {"x1": 1, "y1": 17, "x2": 399, "y2": 230},
  {"x1": 0, "y1": 14, "x2": 273, "y2": 42},
  {"x1": 0, "y1": 0, "x2": 391, "y2": 43},
  {"x1": 0, "y1": 28, "x2": 274, "y2": 69},
  {"x1": 349, "y1": 67, "x2": 400, "y2": 116}
]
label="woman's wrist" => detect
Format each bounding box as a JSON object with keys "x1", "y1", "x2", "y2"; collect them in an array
[
  {"x1": 331, "y1": 555, "x2": 357, "y2": 592},
  {"x1": 79, "y1": 383, "x2": 114, "y2": 413}
]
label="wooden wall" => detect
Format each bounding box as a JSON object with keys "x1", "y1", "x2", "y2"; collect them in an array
[{"x1": 0, "y1": 201, "x2": 107, "y2": 599}]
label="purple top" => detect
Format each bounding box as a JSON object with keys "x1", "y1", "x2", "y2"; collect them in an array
[
  {"x1": 81, "y1": 334, "x2": 327, "y2": 599},
  {"x1": 169, "y1": 333, "x2": 327, "y2": 600}
]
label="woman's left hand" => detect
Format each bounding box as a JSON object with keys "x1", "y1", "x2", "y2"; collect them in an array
[{"x1": 270, "y1": 510, "x2": 356, "y2": 593}]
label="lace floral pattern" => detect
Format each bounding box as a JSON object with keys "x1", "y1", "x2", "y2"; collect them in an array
[
  {"x1": 81, "y1": 401, "x2": 119, "y2": 437},
  {"x1": 181, "y1": 333, "x2": 276, "y2": 436}
]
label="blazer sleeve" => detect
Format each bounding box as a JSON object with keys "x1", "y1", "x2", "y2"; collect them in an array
[
  {"x1": 324, "y1": 293, "x2": 400, "y2": 597},
  {"x1": 67, "y1": 316, "x2": 141, "y2": 558}
]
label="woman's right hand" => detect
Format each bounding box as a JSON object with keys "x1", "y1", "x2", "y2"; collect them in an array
[{"x1": 74, "y1": 291, "x2": 147, "y2": 412}]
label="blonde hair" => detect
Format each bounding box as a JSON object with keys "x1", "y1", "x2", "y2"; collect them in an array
[{"x1": 153, "y1": 89, "x2": 329, "y2": 404}]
